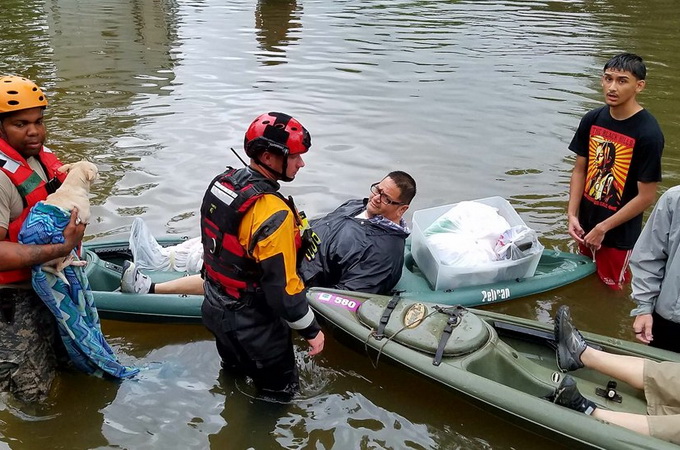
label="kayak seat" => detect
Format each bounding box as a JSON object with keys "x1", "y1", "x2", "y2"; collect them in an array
[
  {"x1": 85, "y1": 250, "x2": 126, "y2": 292},
  {"x1": 357, "y1": 297, "x2": 489, "y2": 357},
  {"x1": 464, "y1": 333, "x2": 561, "y2": 396}
]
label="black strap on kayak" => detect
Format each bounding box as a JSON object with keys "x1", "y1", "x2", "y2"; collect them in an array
[
  {"x1": 432, "y1": 305, "x2": 466, "y2": 366},
  {"x1": 374, "y1": 292, "x2": 402, "y2": 341},
  {"x1": 365, "y1": 300, "x2": 439, "y2": 369}
]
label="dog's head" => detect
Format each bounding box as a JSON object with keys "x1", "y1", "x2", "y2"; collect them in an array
[{"x1": 58, "y1": 160, "x2": 99, "y2": 187}]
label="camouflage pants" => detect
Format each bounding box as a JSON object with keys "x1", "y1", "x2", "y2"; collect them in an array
[{"x1": 0, "y1": 288, "x2": 62, "y2": 403}]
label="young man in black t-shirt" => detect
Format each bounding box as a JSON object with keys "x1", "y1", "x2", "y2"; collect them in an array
[{"x1": 567, "y1": 53, "x2": 664, "y2": 290}]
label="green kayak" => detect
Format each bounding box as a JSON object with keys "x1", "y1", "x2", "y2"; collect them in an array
[
  {"x1": 83, "y1": 238, "x2": 594, "y2": 323},
  {"x1": 307, "y1": 287, "x2": 680, "y2": 450}
]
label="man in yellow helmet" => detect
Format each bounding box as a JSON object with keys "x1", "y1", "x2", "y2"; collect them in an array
[{"x1": 0, "y1": 76, "x2": 85, "y2": 403}]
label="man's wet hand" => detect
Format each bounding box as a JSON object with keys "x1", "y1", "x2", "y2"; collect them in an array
[{"x1": 307, "y1": 330, "x2": 325, "y2": 356}]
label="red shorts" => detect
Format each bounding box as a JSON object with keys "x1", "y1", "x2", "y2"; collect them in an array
[{"x1": 578, "y1": 243, "x2": 631, "y2": 290}]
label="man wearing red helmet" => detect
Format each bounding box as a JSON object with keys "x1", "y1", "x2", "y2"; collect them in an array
[
  {"x1": 199, "y1": 112, "x2": 324, "y2": 398},
  {"x1": 0, "y1": 76, "x2": 85, "y2": 402}
]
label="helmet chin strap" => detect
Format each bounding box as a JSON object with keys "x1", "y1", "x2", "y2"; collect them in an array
[{"x1": 253, "y1": 155, "x2": 294, "y2": 182}]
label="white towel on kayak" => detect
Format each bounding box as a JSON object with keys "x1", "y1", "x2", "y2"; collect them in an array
[{"x1": 129, "y1": 217, "x2": 203, "y2": 272}]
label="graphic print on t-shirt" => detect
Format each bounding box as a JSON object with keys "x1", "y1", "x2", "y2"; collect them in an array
[{"x1": 584, "y1": 125, "x2": 634, "y2": 211}]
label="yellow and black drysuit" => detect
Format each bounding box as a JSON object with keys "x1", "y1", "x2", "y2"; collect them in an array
[{"x1": 200, "y1": 166, "x2": 320, "y2": 394}]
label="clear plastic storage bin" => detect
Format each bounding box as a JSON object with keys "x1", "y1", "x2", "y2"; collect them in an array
[{"x1": 411, "y1": 196, "x2": 543, "y2": 291}]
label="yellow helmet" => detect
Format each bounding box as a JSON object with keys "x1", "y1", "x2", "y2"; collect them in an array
[{"x1": 0, "y1": 76, "x2": 48, "y2": 113}]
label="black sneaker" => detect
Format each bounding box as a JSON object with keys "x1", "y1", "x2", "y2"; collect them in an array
[
  {"x1": 553, "y1": 375, "x2": 596, "y2": 415},
  {"x1": 554, "y1": 305, "x2": 587, "y2": 372}
]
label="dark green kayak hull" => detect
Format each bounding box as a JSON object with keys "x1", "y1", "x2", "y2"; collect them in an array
[
  {"x1": 307, "y1": 287, "x2": 680, "y2": 450},
  {"x1": 84, "y1": 238, "x2": 594, "y2": 323}
]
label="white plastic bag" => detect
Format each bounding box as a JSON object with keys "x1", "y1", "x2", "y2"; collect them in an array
[
  {"x1": 129, "y1": 217, "x2": 203, "y2": 273},
  {"x1": 424, "y1": 201, "x2": 511, "y2": 241},
  {"x1": 427, "y1": 232, "x2": 498, "y2": 267},
  {"x1": 424, "y1": 201, "x2": 512, "y2": 267},
  {"x1": 494, "y1": 225, "x2": 542, "y2": 261}
]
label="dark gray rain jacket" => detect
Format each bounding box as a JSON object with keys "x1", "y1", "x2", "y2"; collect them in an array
[{"x1": 300, "y1": 199, "x2": 409, "y2": 294}]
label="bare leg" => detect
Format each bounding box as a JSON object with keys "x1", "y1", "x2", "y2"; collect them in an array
[
  {"x1": 580, "y1": 346, "x2": 645, "y2": 390},
  {"x1": 592, "y1": 409, "x2": 650, "y2": 436},
  {"x1": 154, "y1": 274, "x2": 205, "y2": 295}
]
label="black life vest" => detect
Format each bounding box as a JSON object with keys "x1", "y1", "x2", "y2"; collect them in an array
[{"x1": 200, "y1": 167, "x2": 293, "y2": 299}]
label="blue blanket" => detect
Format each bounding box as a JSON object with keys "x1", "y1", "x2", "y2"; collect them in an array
[{"x1": 18, "y1": 202, "x2": 138, "y2": 379}]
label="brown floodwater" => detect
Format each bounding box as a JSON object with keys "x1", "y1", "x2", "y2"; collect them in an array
[{"x1": 1, "y1": 0, "x2": 679, "y2": 448}]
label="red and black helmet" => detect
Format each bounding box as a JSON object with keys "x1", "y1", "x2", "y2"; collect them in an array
[{"x1": 244, "y1": 112, "x2": 311, "y2": 158}]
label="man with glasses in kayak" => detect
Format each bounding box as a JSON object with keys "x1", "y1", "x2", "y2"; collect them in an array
[
  {"x1": 121, "y1": 171, "x2": 417, "y2": 296},
  {"x1": 299, "y1": 171, "x2": 416, "y2": 293},
  {"x1": 0, "y1": 76, "x2": 85, "y2": 403}
]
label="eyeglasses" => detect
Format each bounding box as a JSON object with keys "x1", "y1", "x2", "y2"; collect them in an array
[{"x1": 370, "y1": 182, "x2": 405, "y2": 206}]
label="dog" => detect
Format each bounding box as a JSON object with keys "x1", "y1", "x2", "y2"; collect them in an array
[
  {"x1": 41, "y1": 160, "x2": 99, "y2": 283},
  {"x1": 44, "y1": 160, "x2": 99, "y2": 225}
]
